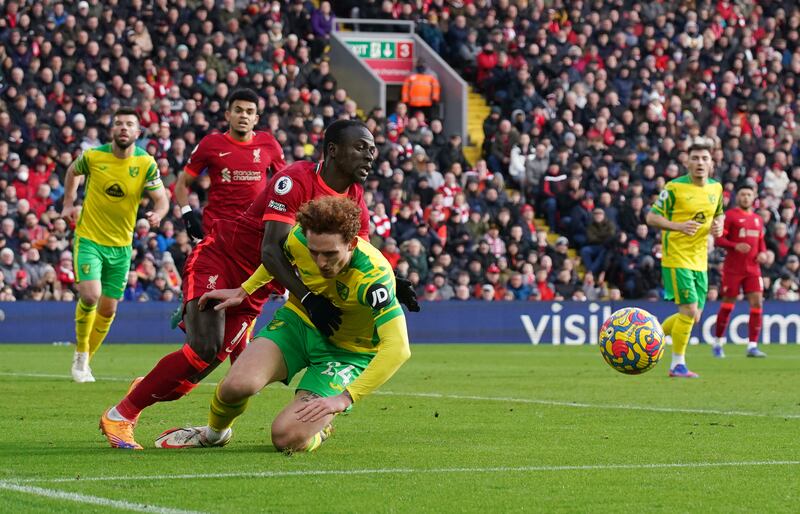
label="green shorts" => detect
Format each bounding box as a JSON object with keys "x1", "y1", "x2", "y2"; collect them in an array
[
  {"x1": 255, "y1": 307, "x2": 375, "y2": 399},
  {"x1": 74, "y1": 236, "x2": 132, "y2": 300},
  {"x1": 662, "y1": 266, "x2": 708, "y2": 309}
]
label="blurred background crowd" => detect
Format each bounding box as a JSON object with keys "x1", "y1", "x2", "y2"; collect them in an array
[{"x1": 1, "y1": 0, "x2": 800, "y2": 303}]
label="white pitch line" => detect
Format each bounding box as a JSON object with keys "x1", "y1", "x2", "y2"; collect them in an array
[
  {"x1": 374, "y1": 391, "x2": 800, "y2": 419},
  {"x1": 0, "y1": 481, "x2": 207, "y2": 514},
  {"x1": 12, "y1": 460, "x2": 800, "y2": 484},
  {"x1": 2, "y1": 371, "x2": 799, "y2": 419}
]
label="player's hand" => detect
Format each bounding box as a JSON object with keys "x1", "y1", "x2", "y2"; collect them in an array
[
  {"x1": 182, "y1": 209, "x2": 204, "y2": 242},
  {"x1": 145, "y1": 210, "x2": 162, "y2": 228},
  {"x1": 294, "y1": 393, "x2": 352, "y2": 423},
  {"x1": 734, "y1": 242, "x2": 752, "y2": 254},
  {"x1": 301, "y1": 292, "x2": 342, "y2": 337},
  {"x1": 61, "y1": 204, "x2": 81, "y2": 225},
  {"x1": 199, "y1": 287, "x2": 247, "y2": 311},
  {"x1": 711, "y1": 217, "x2": 724, "y2": 238},
  {"x1": 676, "y1": 220, "x2": 701, "y2": 236},
  {"x1": 395, "y1": 276, "x2": 420, "y2": 312},
  {"x1": 757, "y1": 252, "x2": 768, "y2": 264}
]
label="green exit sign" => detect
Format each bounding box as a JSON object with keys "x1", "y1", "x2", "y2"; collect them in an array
[{"x1": 346, "y1": 40, "x2": 406, "y2": 59}]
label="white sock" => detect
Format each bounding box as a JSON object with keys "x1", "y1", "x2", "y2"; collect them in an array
[
  {"x1": 715, "y1": 337, "x2": 726, "y2": 348},
  {"x1": 671, "y1": 353, "x2": 686, "y2": 368},
  {"x1": 205, "y1": 426, "x2": 228, "y2": 443},
  {"x1": 747, "y1": 342, "x2": 757, "y2": 350},
  {"x1": 106, "y1": 406, "x2": 133, "y2": 423}
]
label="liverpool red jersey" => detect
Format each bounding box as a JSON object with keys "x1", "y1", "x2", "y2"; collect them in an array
[
  {"x1": 715, "y1": 207, "x2": 766, "y2": 276},
  {"x1": 184, "y1": 131, "x2": 285, "y2": 233},
  {"x1": 218, "y1": 160, "x2": 370, "y2": 274}
]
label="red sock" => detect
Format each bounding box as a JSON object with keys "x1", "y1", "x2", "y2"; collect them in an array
[
  {"x1": 117, "y1": 345, "x2": 208, "y2": 421},
  {"x1": 715, "y1": 302, "x2": 734, "y2": 338},
  {"x1": 749, "y1": 308, "x2": 763, "y2": 344},
  {"x1": 158, "y1": 379, "x2": 199, "y2": 402}
]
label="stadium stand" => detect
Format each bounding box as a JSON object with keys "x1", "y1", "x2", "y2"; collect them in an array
[{"x1": 0, "y1": 0, "x2": 799, "y2": 303}]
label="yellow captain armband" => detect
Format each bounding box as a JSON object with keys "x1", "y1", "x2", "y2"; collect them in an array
[{"x1": 241, "y1": 264, "x2": 274, "y2": 295}]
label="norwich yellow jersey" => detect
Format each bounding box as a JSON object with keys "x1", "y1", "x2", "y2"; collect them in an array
[
  {"x1": 650, "y1": 174, "x2": 723, "y2": 271},
  {"x1": 283, "y1": 225, "x2": 405, "y2": 354},
  {"x1": 73, "y1": 144, "x2": 162, "y2": 247}
]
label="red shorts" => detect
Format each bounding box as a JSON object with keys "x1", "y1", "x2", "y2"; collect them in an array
[
  {"x1": 181, "y1": 233, "x2": 273, "y2": 362},
  {"x1": 721, "y1": 273, "x2": 763, "y2": 298}
]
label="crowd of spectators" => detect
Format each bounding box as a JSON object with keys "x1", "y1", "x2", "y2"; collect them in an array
[{"x1": 2, "y1": 0, "x2": 800, "y2": 304}]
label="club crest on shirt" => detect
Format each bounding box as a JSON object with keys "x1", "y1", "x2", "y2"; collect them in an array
[
  {"x1": 207, "y1": 274, "x2": 218, "y2": 290},
  {"x1": 129, "y1": 166, "x2": 139, "y2": 177},
  {"x1": 274, "y1": 176, "x2": 293, "y2": 195},
  {"x1": 252, "y1": 148, "x2": 261, "y2": 163},
  {"x1": 336, "y1": 280, "x2": 350, "y2": 301},
  {"x1": 81, "y1": 264, "x2": 91, "y2": 275}
]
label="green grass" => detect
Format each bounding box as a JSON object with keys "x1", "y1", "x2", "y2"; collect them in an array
[{"x1": 1, "y1": 343, "x2": 799, "y2": 513}]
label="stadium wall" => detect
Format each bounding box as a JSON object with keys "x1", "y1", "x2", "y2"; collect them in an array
[{"x1": 1, "y1": 301, "x2": 799, "y2": 345}]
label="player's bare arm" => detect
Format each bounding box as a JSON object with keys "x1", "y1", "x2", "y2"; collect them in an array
[
  {"x1": 174, "y1": 170, "x2": 204, "y2": 240},
  {"x1": 711, "y1": 215, "x2": 724, "y2": 238},
  {"x1": 261, "y1": 220, "x2": 309, "y2": 299},
  {"x1": 145, "y1": 186, "x2": 170, "y2": 228},
  {"x1": 61, "y1": 160, "x2": 84, "y2": 224},
  {"x1": 646, "y1": 211, "x2": 700, "y2": 236}
]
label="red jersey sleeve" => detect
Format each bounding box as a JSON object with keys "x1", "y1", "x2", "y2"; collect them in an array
[
  {"x1": 357, "y1": 193, "x2": 370, "y2": 239},
  {"x1": 184, "y1": 138, "x2": 211, "y2": 177},
  {"x1": 266, "y1": 136, "x2": 286, "y2": 175},
  {"x1": 261, "y1": 173, "x2": 308, "y2": 226},
  {"x1": 715, "y1": 212, "x2": 737, "y2": 250}
]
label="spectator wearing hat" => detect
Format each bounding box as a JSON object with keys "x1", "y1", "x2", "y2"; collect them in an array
[{"x1": 422, "y1": 283, "x2": 440, "y2": 302}]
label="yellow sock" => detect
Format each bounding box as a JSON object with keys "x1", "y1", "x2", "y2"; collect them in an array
[
  {"x1": 661, "y1": 313, "x2": 679, "y2": 336},
  {"x1": 75, "y1": 299, "x2": 96, "y2": 353},
  {"x1": 302, "y1": 432, "x2": 323, "y2": 452},
  {"x1": 88, "y1": 312, "x2": 114, "y2": 359},
  {"x1": 209, "y1": 382, "x2": 249, "y2": 433},
  {"x1": 302, "y1": 425, "x2": 333, "y2": 452},
  {"x1": 671, "y1": 313, "x2": 695, "y2": 356}
]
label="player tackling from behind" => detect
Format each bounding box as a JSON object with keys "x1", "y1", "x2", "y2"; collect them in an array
[
  {"x1": 156, "y1": 196, "x2": 411, "y2": 452},
  {"x1": 646, "y1": 137, "x2": 724, "y2": 378},
  {"x1": 98, "y1": 120, "x2": 418, "y2": 450},
  {"x1": 712, "y1": 183, "x2": 768, "y2": 358}
]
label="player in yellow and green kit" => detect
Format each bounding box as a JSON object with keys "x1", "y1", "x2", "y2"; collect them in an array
[
  {"x1": 155, "y1": 196, "x2": 411, "y2": 452},
  {"x1": 647, "y1": 138, "x2": 724, "y2": 378},
  {"x1": 62, "y1": 107, "x2": 170, "y2": 383}
]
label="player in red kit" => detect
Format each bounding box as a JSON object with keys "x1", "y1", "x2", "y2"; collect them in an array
[
  {"x1": 174, "y1": 88, "x2": 285, "y2": 240},
  {"x1": 170, "y1": 88, "x2": 285, "y2": 329},
  {"x1": 712, "y1": 184, "x2": 768, "y2": 358},
  {"x1": 99, "y1": 120, "x2": 419, "y2": 449}
]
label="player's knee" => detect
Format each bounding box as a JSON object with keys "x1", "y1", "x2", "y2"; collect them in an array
[
  {"x1": 79, "y1": 291, "x2": 100, "y2": 306},
  {"x1": 219, "y1": 374, "x2": 261, "y2": 402},
  {"x1": 270, "y1": 420, "x2": 305, "y2": 452},
  {"x1": 187, "y1": 338, "x2": 221, "y2": 363}
]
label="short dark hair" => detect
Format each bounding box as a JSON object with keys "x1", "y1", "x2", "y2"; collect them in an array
[
  {"x1": 113, "y1": 106, "x2": 139, "y2": 121},
  {"x1": 688, "y1": 137, "x2": 713, "y2": 154},
  {"x1": 323, "y1": 119, "x2": 368, "y2": 158},
  {"x1": 226, "y1": 88, "x2": 260, "y2": 111}
]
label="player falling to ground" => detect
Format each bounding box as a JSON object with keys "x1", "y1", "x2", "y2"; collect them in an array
[
  {"x1": 156, "y1": 196, "x2": 411, "y2": 452},
  {"x1": 646, "y1": 138, "x2": 724, "y2": 378},
  {"x1": 62, "y1": 107, "x2": 169, "y2": 383},
  {"x1": 712, "y1": 183, "x2": 768, "y2": 358},
  {"x1": 99, "y1": 120, "x2": 418, "y2": 449},
  {"x1": 170, "y1": 88, "x2": 284, "y2": 328}
]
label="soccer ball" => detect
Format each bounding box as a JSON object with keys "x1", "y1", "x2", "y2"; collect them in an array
[{"x1": 599, "y1": 307, "x2": 665, "y2": 375}]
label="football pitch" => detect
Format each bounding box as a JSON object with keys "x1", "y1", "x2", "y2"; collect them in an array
[{"x1": 1, "y1": 344, "x2": 798, "y2": 513}]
